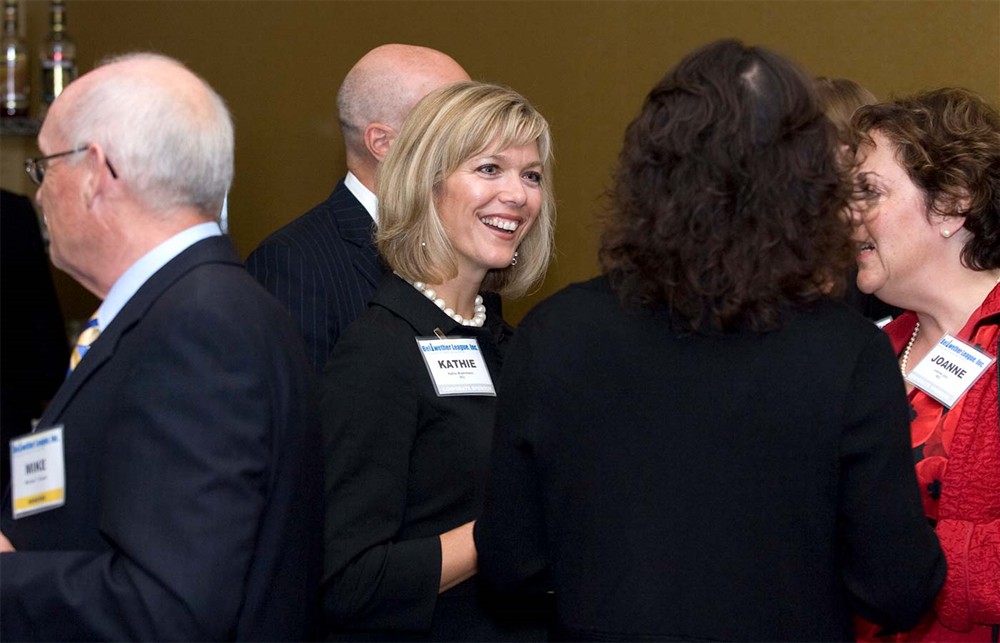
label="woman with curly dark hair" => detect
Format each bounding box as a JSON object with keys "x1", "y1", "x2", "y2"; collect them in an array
[
  {"x1": 851, "y1": 88, "x2": 1000, "y2": 643},
  {"x1": 814, "y1": 76, "x2": 903, "y2": 323},
  {"x1": 474, "y1": 39, "x2": 944, "y2": 641}
]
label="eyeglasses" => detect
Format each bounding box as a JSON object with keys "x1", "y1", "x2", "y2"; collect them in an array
[{"x1": 25, "y1": 145, "x2": 119, "y2": 186}]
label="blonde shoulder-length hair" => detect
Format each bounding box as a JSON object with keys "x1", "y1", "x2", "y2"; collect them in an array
[{"x1": 376, "y1": 80, "x2": 555, "y2": 298}]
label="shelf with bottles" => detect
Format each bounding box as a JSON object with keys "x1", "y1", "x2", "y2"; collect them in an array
[
  {"x1": 2, "y1": 0, "x2": 76, "y2": 127},
  {"x1": 1, "y1": 115, "x2": 40, "y2": 137},
  {"x1": 40, "y1": 0, "x2": 75, "y2": 109}
]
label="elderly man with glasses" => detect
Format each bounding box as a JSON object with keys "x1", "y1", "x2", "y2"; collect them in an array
[{"x1": 1, "y1": 52, "x2": 322, "y2": 641}]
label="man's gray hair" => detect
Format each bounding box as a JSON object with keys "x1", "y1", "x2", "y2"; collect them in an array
[{"x1": 60, "y1": 52, "x2": 233, "y2": 217}]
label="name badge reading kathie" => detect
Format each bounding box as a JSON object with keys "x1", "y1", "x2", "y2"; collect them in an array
[
  {"x1": 10, "y1": 425, "x2": 66, "y2": 519},
  {"x1": 416, "y1": 337, "x2": 496, "y2": 397},
  {"x1": 907, "y1": 334, "x2": 996, "y2": 408}
]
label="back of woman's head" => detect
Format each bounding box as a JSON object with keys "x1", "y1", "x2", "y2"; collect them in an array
[
  {"x1": 814, "y1": 77, "x2": 877, "y2": 145},
  {"x1": 377, "y1": 80, "x2": 555, "y2": 297},
  {"x1": 853, "y1": 88, "x2": 1000, "y2": 271},
  {"x1": 600, "y1": 38, "x2": 853, "y2": 332}
]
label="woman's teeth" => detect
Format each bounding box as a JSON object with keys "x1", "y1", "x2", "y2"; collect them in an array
[{"x1": 482, "y1": 217, "x2": 518, "y2": 232}]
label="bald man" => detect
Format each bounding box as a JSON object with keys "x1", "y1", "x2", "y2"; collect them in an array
[
  {"x1": 0, "y1": 53, "x2": 321, "y2": 640},
  {"x1": 247, "y1": 44, "x2": 470, "y2": 371}
]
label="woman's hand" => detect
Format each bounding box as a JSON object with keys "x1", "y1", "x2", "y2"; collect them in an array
[{"x1": 439, "y1": 521, "x2": 477, "y2": 593}]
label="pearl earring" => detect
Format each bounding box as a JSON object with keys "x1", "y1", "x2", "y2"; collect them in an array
[
  {"x1": 511, "y1": 250, "x2": 519, "y2": 266},
  {"x1": 941, "y1": 229, "x2": 952, "y2": 238}
]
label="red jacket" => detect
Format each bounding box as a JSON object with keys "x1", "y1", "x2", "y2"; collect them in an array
[{"x1": 880, "y1": 285, "x2": 1000, "y2": 641}]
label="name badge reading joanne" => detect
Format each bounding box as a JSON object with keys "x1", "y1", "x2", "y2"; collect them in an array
[
  {"x1": 10, "y1": 426, "x2": 66, "y2": 519},
  {"x1": 907, "y1": 334, "x2": 996, "y2": 408},
  {"x1": 416, "y1": 337, "x2": 496, "y2": 397}
]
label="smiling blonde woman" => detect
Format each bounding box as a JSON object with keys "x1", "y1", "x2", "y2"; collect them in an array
[{"x1": 319, "y1": 81, "x2": 554, "y2": 641}]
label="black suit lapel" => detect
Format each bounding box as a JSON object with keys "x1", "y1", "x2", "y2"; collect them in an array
[
  {"x1": 328, "y1": 181, "x2": 386, "y2": 289},
  {"x1": 38, "y1": 236, "x2": 241, "y2": 426}
]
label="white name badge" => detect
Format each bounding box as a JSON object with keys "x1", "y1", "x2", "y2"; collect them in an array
[
  {"x1": 416, "y1": 337, "x2": 496, "y2": 397},
  {"x1": 907, "y1": 334, "x2": 996, "y2": 408},
  {"x1": 10, "y1": 426, "x2": 66, "y2": 519}
]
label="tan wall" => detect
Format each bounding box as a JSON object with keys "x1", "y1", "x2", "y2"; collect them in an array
[{"x1": 3, "y1": 0, "x2": 998, "y2": 325}]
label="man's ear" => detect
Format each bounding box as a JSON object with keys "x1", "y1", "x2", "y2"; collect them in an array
[
  {"x1": 80, "y1": 143, "x2": 118, "y2": 207},
  {"x1": 363, "y1": 122, "x2": 396, "y2": 163},
  {"x1": 81, "y1": 145, "x2": 108, "y2": 209}
]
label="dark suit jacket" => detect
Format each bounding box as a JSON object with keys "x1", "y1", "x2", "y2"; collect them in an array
[
  {"x1": 0, "y1": 190, "x2": 68, "y2": 490},
  {"x1": 1, "y1": 235, "x2": 322, "y2": 641},
  {"x1": 475, "y1": 275, "x2": 945, "y2": 642},
  {"x1": 247, "y1": 180, "x2": 384, "y2": 372},
  {"x1": 320, "y1": 274, "x2": 548, "y2": 641}
]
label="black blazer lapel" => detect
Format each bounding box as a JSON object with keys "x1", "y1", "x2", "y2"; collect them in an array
[{"x1": 37, "y1": 236, "x2": 241, "y2": 426}]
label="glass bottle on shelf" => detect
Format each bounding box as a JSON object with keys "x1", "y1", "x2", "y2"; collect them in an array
[
  {"x1": 40, "y1": 0, "x2": 76, "y2": 113},
  {"x1": 1, "y1": 0, "x2": 29, "y2": 119}
]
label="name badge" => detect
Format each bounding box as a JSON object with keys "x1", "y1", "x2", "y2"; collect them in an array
[
  {"x1": 415, "y1": 337, "x2": 496, "y2": 397},
  {"x1": 907, "y1": 334, "x2": 996, "y2": 408},
  {"x1": 10, "y1": 426, "x2": 66, "y2": 519}
]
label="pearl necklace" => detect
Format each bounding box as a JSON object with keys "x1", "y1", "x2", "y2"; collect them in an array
[
  {"x1": 900, "y1": 321, "x2": 920, "y2": 377},
  {"x1": 409, "y1": 280, "x2": 487, "y2": 327}
]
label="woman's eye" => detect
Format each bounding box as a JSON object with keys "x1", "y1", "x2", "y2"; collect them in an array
[
  {"x1": 855, "y1": 181, "x2": 877, "y2": 199},
  {"x1": 523, "y1": 171, "x2": 542, "y2": 184},
  {"x1": 476, "y1": 164, "x2": 499, "y2": 175}
]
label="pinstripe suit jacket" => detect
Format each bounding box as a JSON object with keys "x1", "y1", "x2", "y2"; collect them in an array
[{"x1": 247, "y1": 180, "x2": 385, "y2": 372}]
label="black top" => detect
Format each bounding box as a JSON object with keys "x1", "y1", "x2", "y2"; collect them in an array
[
  {"x1": 320, "y1": 273, "x2": 547, "y2": 640},
  {"x1": 475, "y1": 275, "x2": 945, "y2": 642}
]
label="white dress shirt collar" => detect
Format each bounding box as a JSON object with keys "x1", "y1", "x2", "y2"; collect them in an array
[
  {"x1": 96, "y1": 222, "x2": 223, "y2": 330},
  {"x1": 344, "y1": 171, "x2": 378, "y2": 226}
]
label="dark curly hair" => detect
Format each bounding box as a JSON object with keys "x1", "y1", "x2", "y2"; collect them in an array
[
  {"x1": 599, "y1": 39, "x2": 854, "y2": 332},
  {"x1": 852, "y1": 88, "x2": 1000, "y2": 271}
]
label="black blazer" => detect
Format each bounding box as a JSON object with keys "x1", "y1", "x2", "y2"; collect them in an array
[
  {"x1": 1, "y1": 236, "x2": 322, "y2": 641},
  {"x1": 319, "y1": 274, "x2": 548, "y2": 641},
  {"x1": 247, "y1": 180, "x2": 384, "y2": 372},
  {"x1": 475, "y1": 276, "x2": 945, "y2": 642}
]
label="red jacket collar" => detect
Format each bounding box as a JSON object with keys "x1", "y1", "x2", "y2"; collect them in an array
[{"x1": 883, "y1": 282, "x2": 1000, "y2": 354}]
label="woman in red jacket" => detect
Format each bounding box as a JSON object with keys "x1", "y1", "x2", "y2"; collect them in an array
[{"x1": 852, "y1": 88, "x2": 1000, "y2": 641}]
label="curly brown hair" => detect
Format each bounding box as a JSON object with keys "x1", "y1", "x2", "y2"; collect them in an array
[
  {"x1": 852, "y1": 88, "x2": 1000, "y2": 271},
  {"x1": 600, "y1": 39, "x2": 854, "y2": 332}
]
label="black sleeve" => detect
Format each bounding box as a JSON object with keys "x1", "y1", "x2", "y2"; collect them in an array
[
  {"x1": 320, "y1": 321, "x2": 442, "y2": 633},
  {"x1": 476, "y1": 323, "x2": 551, "y2": 593},
  {"x1": 837, "y1": 331, "x2": 946, "y2": 630}
]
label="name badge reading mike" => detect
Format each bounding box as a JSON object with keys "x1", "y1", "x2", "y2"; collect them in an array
[
  {"x1": 416, "y1": 336, "x2": 496, "y2": 397},
  {"x1": 10, "y1": 425, "x2": 66, "y2": 519},
  {"x1": 907, "y1": 334, "x2": 996, "y2": 408}
]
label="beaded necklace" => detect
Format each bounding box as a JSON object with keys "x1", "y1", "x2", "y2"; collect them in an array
[{"x1": 900, "y1": 321, "x2": 920, "y2": 377}]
